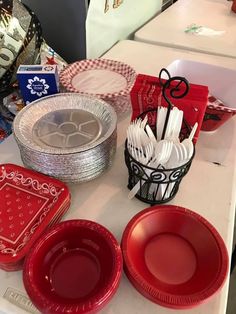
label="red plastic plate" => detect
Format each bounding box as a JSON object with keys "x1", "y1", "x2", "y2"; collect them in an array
[
  {"x1": 0, "y1": 164, "x2": 70, "y2": 269},
  {"x1": 23, "y1": 219, "x2": 122, "y2": 314},
  {"x1": 121, "y1": 205, "x2": 228, "y2": 309}
]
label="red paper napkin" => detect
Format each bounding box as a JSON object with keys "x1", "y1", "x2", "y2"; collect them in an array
[{"x1": 130, "y1": 74, "x2": 209, "y2": 143}]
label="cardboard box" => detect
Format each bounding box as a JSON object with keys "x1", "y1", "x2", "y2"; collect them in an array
[{"x1": 17, "y1": 65, "x2": 59, "y2": 104}]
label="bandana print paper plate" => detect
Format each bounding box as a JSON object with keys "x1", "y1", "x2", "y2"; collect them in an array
[{"x1": 0, "y1": 164, "x2": 70, "y2": 271}]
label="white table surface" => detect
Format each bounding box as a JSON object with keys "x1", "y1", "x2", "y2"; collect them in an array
[
  {"x1": 1, "y1": 40, "x2": 236, "y2": 314},
  {"x1": 135, "y1": 0, "x2": 236, "y2": 59}
]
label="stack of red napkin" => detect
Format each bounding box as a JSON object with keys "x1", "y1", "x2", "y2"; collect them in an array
[{"x1": 130, "y1": 74, "x2": 209, "y2": 143}]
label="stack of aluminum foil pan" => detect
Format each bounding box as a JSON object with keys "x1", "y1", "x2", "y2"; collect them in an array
[{"x1": 13, "y1": 93, "x2": 117, "y2": 183}]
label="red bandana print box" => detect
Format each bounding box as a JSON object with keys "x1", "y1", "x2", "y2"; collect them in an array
[{"x1": 0, "y1": 164, "x2": 70, "y2": 271}]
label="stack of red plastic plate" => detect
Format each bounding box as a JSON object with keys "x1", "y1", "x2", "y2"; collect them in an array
[
  {"x1": 122, "y1": 205, "x2": 229, "y2": 309},
  {"x1": 0, "y1": 163, "x2": 70, "y2": 271},
  {"x1": 23, "y1": 219, "x2": 123, "y2": 314}
]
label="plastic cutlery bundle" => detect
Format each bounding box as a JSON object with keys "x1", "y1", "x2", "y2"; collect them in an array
[
  {"x1": 125, "y1": 108, "x2": 197, "y2": 202},
  {"x1": 127, "y1": 107, "x2": 196, "y2": 168}
]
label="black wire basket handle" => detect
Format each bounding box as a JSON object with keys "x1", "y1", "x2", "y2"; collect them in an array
[{"x1": 158, "y1": 68, "x2": 191, "y2": 139}]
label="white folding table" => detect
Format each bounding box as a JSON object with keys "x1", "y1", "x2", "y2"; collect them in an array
[
  {"x1": 135, "y1": 0, "x2": 236, "y2": 59},
  {"x1": 0, "y1": 40, "x2": 236, "y2": 314}
]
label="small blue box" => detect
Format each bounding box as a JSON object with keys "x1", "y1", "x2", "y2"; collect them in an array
[{"x1": 17, "y1": 65, "x2": 59, "y2": 104}]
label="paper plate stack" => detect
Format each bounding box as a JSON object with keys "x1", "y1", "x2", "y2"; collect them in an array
[
  {"x1": 60, "y1": 59, "x2": 136, "y2": 113},
  {"x1": 0, "y1": 164, "x2": 70, "y2": 271},
  {"x1": 13, "y1": 93, "x2": 117, "y2": 183}
]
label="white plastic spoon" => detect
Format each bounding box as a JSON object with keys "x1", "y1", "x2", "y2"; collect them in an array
[{"x1": 181, "y1": 122, "x2": 198, "y2": 160}]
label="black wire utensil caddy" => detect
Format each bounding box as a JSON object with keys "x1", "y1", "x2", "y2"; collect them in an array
[{"x1": 124, "y1": 69, "x2": 195, "y2": 205}]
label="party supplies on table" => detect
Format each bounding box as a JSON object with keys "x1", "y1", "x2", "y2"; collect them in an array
[{"x1": 17, "y1": 65, "x2": 59, "y2": 104}]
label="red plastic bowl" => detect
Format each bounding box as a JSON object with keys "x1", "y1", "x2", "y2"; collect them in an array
[
  {"x1": 23, "y1": 220, "x2": 122, "y2": 314},
  {"x1": 121, "y1": 205, "x2": 228, "y2": 309}
]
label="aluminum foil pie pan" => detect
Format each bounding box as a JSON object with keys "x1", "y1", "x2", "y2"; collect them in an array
[{"x1": 13, "y1": 93, "x2": 117, "y2": 183}]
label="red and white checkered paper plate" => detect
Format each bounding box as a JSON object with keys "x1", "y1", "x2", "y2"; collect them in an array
[
  {"x1": 207, "y1": 95, "x2": 236, "y2": 113},
  {"x1": 60, "y1": 59, "x2": 136, "y2": 113},
  {"x1": 0, "y1": 164, "x2": 70, "y2": 271},
  {"x1": 201, "y1": 95, "x2": 236, "y2": 131}
]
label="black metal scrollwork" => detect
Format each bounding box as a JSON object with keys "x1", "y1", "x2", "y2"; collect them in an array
[{"x1": 158, "y1": 68, "x2": 190, "y2": 139}]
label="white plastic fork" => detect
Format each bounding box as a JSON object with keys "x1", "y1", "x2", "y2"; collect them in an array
[
  {"x1": 128, "y1": 143, "x2": 154, "y2": 200},
  {"x1": 148, "y1": 140, "x2": 173, "y2": 168},
  {"x1": 137, "y1": 142, "x2": 154, "y2": 165},
  {"x1": 148, "y1": 141, "x2": 173, "y2": 198}
]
